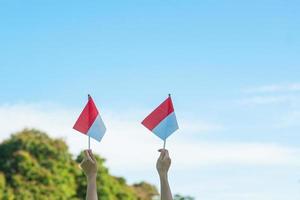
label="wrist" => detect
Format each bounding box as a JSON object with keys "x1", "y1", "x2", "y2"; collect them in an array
[
  {"x1": 158, "y1": 172, "x2": 168, "y2": 179},
  {"x1": 86, "y1": 173, "x2": 97, "y2": 180}
]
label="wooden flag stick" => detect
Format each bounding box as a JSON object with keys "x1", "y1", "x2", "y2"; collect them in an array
[
  {"x1": 163, "y1": 94, "x2": 171, "y2": 150},
  {"x1": 88, "y1": 94, "x2": 91, "y2": 150},
  {"x1": 162, "y1": 94, "x2": 171, "y2": 150}
]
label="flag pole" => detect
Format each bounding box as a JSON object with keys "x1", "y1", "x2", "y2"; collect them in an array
[
  {"x1": 163, "y1": 94, "x2": 171, "y2": 150},
  {"x1": 88, "y1": 94, "x2": 91, "y2": 150}
]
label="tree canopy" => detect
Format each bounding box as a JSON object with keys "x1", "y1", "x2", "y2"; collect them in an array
[
  {"x1": 0, "y1": 129, "x2": 158, "y2": 200},
  {"x1": 0, "y1": 129, "x2": 193, "y2": 200}
]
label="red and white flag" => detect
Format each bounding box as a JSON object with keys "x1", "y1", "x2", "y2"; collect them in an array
[
  {"x1": 73, "y1": 95, "x2": 106, "y2": 142},
  {"x1": 142, "y1": 95, "x2": 179, "y2": 140}
]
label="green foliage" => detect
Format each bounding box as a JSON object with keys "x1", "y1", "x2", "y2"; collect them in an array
[
  {"x1": 0, "y1": 129, "x2": 158, "y2": 200},
  {"x1": 0, "y1": 172, "x2": 5, "y2": 199},
  {"x1": 132, "y1": 182, "x2": 159, "y2": 200},
  {"x1": 174, "y1": 194, "x2": 195, "y2": 200},
  {"x1": 0, "y1": 129, "x2": 78, "y2": 200},
  {"x1": 75, "y1": 152, "x2": 139, "y2": 200}
]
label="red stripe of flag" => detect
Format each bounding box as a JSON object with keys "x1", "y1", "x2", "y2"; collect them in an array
[
  {"x1": 73, "y1": 96, "x2": 99, "y2": 134},
  {"x1": 141, "y1": 97, "x2": 174, "y2": 131}
]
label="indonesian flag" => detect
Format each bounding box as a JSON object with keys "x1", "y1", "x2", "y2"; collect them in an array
[
  {"x1": 73, "y1": 95, "x2": 106, "y2": 142},
  {"x1": 142, "y1": 95, "x2": 179, "y2": 140}
]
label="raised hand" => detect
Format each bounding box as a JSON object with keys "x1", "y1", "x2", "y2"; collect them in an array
[
  {"x1": 80, "y1": 149, "x2": 98, "y2": 200},
  {"x1": 156, "y1": 149, "x2": 173, "y2": 200}
]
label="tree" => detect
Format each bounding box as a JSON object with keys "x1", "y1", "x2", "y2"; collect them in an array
[
  {"x1": 0, "y1": 129, "x2": 78, "y2": 200},
  {"x1": 132, "y1": 181, "x2": 159, "y2": 200},
  {"x1": 0, "y1": 129, "x2": 158, "y2": 200},
  {"x1": 174, "y1": 194, "x2": 195, "y2": 200},
  {"x1": 75, "y1": 152, "x2": 139, "y2": 200}
]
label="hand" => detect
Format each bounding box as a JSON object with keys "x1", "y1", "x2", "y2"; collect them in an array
[
  {"x1": 80, "y1": 149, "x2": 97, "y2": 178},
  {"x1": 156, "y1": 149, "x2": 171, "y2": 177}
]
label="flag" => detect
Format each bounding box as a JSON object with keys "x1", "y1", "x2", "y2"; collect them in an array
[
  {"x1": 142, "y1": 96, "x2": 179, "y2": 140},
  {"x1": 73, "y1": 95, "x2": 106, "y2": 142}
]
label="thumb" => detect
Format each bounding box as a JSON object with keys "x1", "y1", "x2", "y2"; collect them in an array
[
  {"x1": 158, "y1": 149, "x2": 166, "y2": 160},
  {"x1": 88, "y1": 150, "x2": 96, "y2": 162},
  {"x1": 84, "y1": 150, "x2": 93, "y2": 162}
]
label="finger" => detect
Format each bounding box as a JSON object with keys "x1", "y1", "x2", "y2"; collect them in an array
[
  {"x1": 164, "y1": 150, "x2": 169, "y2": 158},
  {"x1": 158, "y1": 149, "x2": 166, "y2": 160},
  {"x1": 88, "y1": 150, "x2": 96, "y2": 162},
  {"x1": 78, "y1": 163, "x2": 83, "y2": 170},
  {"x1": 79, "y1": 159, "x2": 87, "y2": 169},
  {"x1": 84, "y1": 150, "x2": 93, "y2": 162},
  {"x1": 159, "y1": 149, "x2": 168, "y2": 152},
  {"x1": 84, "y1": 150, "x2": 89, "y2": 158},
  {"x1": 80, "y1": 156, "x2": 88, "y2": 163},
  {"x1": 162, "y1": 150, "x2": 170, "y2": 161}
]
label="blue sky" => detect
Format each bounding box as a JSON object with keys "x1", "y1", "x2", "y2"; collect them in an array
[{"x1": 0, "y1": 1, "x2": 300, "y2": 199}]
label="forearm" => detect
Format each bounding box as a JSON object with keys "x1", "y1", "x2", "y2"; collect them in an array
[
  {"x1": 86, "y1": 175, "x2": 98, "y2": 200},
  {"x1": 159, "y1": 174, "x2": 173, "y2": 200}
]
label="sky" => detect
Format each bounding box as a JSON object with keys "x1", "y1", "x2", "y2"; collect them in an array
[{"x1": 0, "y1": 0, "x2": 300, "y2": 199}]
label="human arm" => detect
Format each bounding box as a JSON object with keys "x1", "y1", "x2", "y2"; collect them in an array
[
  {"x1": 156, "y1": 149, "x2": 173, "y2": 200},
  {"x1": 80, "y1": 150, "x2": 98, "y2": 200}
]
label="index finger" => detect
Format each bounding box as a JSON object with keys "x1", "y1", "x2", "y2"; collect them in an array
[
  {"x1": 163, "y1": 150, "x2": 170, "y2": 160},
  {"x1": 88, "y1": 150, "x2": 96, "y2": 162},
  {"x1": 158, "y1": 149, "x2": 167, "y2": 159},
  {"x1": 84, "y1": 150, "x2": 93, "y2": 162}
]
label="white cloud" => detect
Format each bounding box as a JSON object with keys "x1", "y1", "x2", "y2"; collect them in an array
[
  {"x1": 179, "y1": 119, "x2": 224, "y2": 133},
  {"x1": 171, "y1": 141, "x2": 300, "y2": 169},
  {"x1": 1, "y1": 103, "x2": 300, "y2": 200},
  {"x1": 245, "y1": 83, "x2": 300, "y2": 93},
  {"x1": 0, "y1": 103, "x2": 299, "y2": 171},
  {"x1": 276, "y1": 110, "x2": 300, "y2": 128},
  {"x1": 238, "y1": 95, "x2": 292, "y2": 105},
  {"x1": 239, "y1": 83, "x2": 300, "y2": 106}
]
